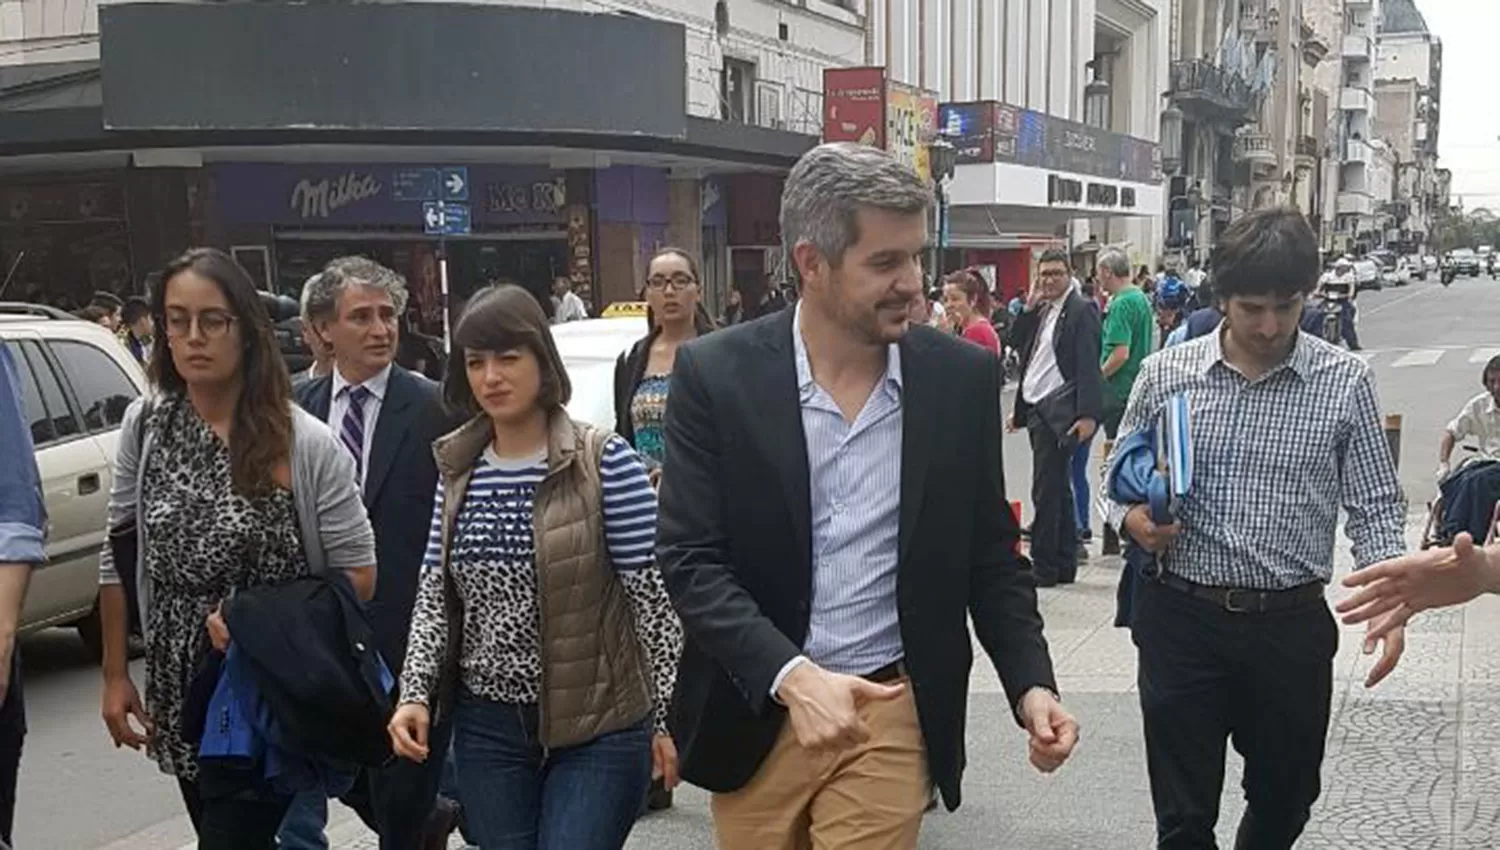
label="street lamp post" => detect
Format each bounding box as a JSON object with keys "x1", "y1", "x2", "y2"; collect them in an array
[{"x1": 929, "y1": 135, "x2": 958, "y2": 288}]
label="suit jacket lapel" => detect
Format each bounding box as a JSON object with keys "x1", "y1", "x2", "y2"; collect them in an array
[
  {"x1": 306, "y1": 378, "x2": 334, "y2": 422},
  {"x1": 747, "y1": 310, "x2": 813, "y2": 570},
  {"x1": 365, "y1": 367, "x2": 415, "y2": 505},
  {"x1": 898, "y1": 331, "x2": 936, "y2": 563}
]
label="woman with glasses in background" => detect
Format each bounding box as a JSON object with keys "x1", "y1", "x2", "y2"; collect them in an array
[
  {"x1": 613, "y1": 247, "x2": 716, "y2": 487},
  {"x1": 98, "y1": 248, "x2": 375, "y2": 846}
]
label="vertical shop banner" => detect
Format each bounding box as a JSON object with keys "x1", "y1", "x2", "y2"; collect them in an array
[
  {"x1": 885, "y1": 81, "x2": 938, "y2": 183},
  {"x1": 822, "y1": 67, "x2": 887, "y2": 147}
]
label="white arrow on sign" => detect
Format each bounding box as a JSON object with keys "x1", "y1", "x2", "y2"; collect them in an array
[
  {"x1": 424, "y1": 205, "x2": 443, "y2": 230},
  {"x1": 445, "y1": 172, "x2": 466, "y2": 196}
]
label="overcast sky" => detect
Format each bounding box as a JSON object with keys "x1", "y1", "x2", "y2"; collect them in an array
[{"x1": 1423, "y1": 0, "x2": 1500, "y2": 207}]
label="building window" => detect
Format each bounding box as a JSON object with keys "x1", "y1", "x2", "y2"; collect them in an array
[{"x1": 721, "y1": 58, "x2": 756, "y2": 124}]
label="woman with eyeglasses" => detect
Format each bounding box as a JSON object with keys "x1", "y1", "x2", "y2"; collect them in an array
[
  {"x1": 613, "y1": 247, "x2": 716, "y2": 486},
  {"x1": 97, "y1": 248, "x2": 376, "y2": 846},
  {"x1": 388, "y1": 285, "x2": 682, "y2": 848}
]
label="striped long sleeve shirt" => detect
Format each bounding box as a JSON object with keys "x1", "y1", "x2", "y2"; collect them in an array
[{"x1": 399, "y1": 435, "x2": 681, "y2": 733}]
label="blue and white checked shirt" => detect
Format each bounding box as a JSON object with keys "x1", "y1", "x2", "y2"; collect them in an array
[
  {"x1": 772, "y1": 304, "x2": 905, "y2": 692},
  {"x1": 1104, "y1": 330, "x2": 1406, "y2": 590}
]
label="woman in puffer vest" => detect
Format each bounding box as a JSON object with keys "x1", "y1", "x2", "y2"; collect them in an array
[{"x1": 389, "y1": 284, "x2": 682, "y2": 850}]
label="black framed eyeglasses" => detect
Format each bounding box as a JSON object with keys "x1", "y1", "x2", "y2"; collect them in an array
[{"x1": 645, "y1": 275, "x2": 699, "y2": 292}]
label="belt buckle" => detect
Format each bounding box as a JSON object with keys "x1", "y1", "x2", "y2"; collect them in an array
[{"x1": 1222, "y1": 588, "x2": 1257, "y2": 614}]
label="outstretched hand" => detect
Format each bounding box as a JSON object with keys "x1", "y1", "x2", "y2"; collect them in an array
[{"x1": 1338, "y1": 534, "x2": 1499, "y2": 638}]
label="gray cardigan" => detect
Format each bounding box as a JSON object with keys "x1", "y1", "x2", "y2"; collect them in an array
[{"x1": 99, "y1": 395, "x2": 377, "y2": 639}]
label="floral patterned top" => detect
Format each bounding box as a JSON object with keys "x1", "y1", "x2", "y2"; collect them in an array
[{"x1": 628, "y1": 374, "x2": 672, "y2": 469}]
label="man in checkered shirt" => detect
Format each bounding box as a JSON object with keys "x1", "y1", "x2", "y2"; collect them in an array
[{"x1": 1104, "y1": 208, "x2": 1408, "y2": 850}]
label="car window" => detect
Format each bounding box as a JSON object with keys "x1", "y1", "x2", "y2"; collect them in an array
[
  {"x1": 48, "y1": 340, "x2": 138, "y2": 431},
  {"x1": 5, "y1": 340, "x2": 82, "y2": 445},
  {"x1": 3, "y1": 341, "x2": 53, "y2": 445}
]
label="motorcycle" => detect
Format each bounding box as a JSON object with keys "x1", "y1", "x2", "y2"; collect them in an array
[
  {"x1": 1442, "y1": 265, "x2": 1457, "y2": 286},
  {"x1": 1320, "y1": 291, "x2": 1352, "y2": 346}
]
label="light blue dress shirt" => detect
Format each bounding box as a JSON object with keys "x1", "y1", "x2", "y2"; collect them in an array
[
  {"x1": 773, "y1": 304, "x2": 906, "y2": 692},
  {"x1": 0, "y1": 344, "x2": 45, "y2": 564}
]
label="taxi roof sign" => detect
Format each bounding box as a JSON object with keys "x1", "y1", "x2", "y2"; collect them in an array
[{"x1": 601, "y1": 302, "x2": 649, "y2": 318}]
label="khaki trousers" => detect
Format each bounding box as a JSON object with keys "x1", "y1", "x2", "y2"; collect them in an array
[{"x1": 711, "y1": 681, "x2": 930, "y2": 850}]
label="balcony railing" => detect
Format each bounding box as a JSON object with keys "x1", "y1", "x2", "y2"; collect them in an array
[
  {"x1": 1337, "y1": 191, "x2": 1374, "y2": 216},
  {"x1": 1340, "y1": 86, "x2": 1374, "y2": 113},
  {"x1": 1345, "y1": 138, "x2": 1374, "y2": 164},
  {"x1": 1342, "y1": 33, "x2": 1373, "y2": 59},
  {"x1": 1169, "y1": 59, "x2": 1261, "y2": 125},
  {"x1": 1234, "y1": 129, "x2": 1277, "y2": 168}
]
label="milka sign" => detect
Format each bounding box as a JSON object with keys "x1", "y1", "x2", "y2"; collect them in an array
[{"x1": 289, "y1": 172, "x2": 384, "y2": 220}]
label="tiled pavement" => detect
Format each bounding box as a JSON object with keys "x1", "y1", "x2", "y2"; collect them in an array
[{"x1": 314, "y1": 526, "x2": 1500, "y2": 849}]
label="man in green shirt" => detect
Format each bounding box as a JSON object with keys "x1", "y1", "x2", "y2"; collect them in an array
[{"x1": 1098, "y1": 249, "x2": 1154, "y2": 438}]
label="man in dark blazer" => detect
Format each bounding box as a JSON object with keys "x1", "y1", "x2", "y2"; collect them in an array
[
  {"x1": 657, "y1": 143, "x2": 1076, "y2": 849},
  {"x1": 289, "y1": 257, "x2": 457, "y2": 850},
  {"x1": 1009, "y1": 251, "x2": 1104, "y2": 586}
]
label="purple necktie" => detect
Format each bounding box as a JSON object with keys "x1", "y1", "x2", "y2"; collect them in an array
[{"x1": 339, "y1": 385, "x2": 372, "y2": 481}]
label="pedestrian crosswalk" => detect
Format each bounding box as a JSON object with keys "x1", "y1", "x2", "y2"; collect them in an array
[{"x1": 1356, "y1": 345, "x2": 1500, "y2": 370}]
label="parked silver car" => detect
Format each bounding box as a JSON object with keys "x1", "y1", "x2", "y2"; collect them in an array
[{"x1": 0, "y1": 304, "x2": 148, "y2": 659}]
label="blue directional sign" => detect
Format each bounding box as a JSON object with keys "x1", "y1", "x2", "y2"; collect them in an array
[
  {"x1": 440, "y1": 167, "x2": 470, "y2": 202},
  {"x1": 392, "y1": 168, "x2": 439, "y2": 202},
  {"x1": 423, "y1": 202, "x2": 471, "y2": 236}
]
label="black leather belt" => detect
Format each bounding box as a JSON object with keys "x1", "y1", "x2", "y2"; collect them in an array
[
  {"x1": 1158, "y1": 573, "x2": 1324, "y2": 614},
  {"x1": 863, "y1": 660, "x2": 909, "y2": 683}
]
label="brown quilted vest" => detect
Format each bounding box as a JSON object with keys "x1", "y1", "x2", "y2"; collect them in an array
[{"x1": 431, "y1": 412, "x2": 651, "y2": 748}]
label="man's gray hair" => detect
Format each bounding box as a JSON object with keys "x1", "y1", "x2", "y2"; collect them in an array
[
  {"x1": 303, "y1": 256, "x2": 410, "y2": 322},
  {"x1": 299, "y1": 271, "x2": 328, "y2": 323},
  {"x1": 1097, "y1": 248, "x2": 1131, "y2": 279},
  {"x1": 780, "y1": 142, "x2": 932, "y2": 273}
]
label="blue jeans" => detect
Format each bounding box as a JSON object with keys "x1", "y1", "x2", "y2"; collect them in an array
[
  {"x1": 453, "y1": 694, "x2": 651, "y2": 850},
  {"x1": 276, "y1": 791, "x2": 329, "y2": 849},
  {"x1": 1070, "y1": 432, "x2": 1096, "y2": 539}
]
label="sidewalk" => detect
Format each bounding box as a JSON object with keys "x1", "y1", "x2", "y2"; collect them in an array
[{"x1": 305, "y1": 528, "x2": 1500, "y2": 848}]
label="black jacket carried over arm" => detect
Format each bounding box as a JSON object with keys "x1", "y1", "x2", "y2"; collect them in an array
[
  {"x1": 655, "y1": 309, "x2": 1056, "y2": 812},
  {"x1": 223, "y1": 572, "x2": 394, "y2": 768},
  {"x1": 1008, "y1": 290, "x2": 1104, "y2": 427}
]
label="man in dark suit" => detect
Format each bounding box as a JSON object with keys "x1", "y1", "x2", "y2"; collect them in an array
[
  {"x1": 288, "y1": 256, "x2": 457, "y2": 850},
  {"x1": 1009, "y1": 251, "x2": 1104, "y2": 586},
  {"x1": 657, "y1": 143, "x2": 1076, "y2": 849}
]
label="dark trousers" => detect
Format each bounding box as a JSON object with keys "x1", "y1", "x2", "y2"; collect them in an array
[
  {"x1": 0, "y1": 652, "x2": 25, "y2": 847},
  {"x1": 1133, "y1": 579, "x2": 1337, "y2": 850},
  {"x1": 179, "y1": 776, "x2": 293, "y2": 850},
  {"x1": 341, "y1": 713, "x2": 454, "y2": 850},
  {"x1": 1027, "y1": 415, "x2": 1077, "y2": 582},
  {"x1": 452, "y1": 694, "x2": 651, "y2": 850}
]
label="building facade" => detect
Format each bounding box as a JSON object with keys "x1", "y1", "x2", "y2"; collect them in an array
[
  {"x1": 1375, "y1": 0, "x2": 1442, "y2": 253},
  {"x1": 0, "y1": 0, "x2": 845, "y2": 315},
  {"x1": 863, "y1": 0, "x2": 1168, "y2": 292},
  {"x1": 1331, "y1": 0, "x2": 1382, "y2": 254}
]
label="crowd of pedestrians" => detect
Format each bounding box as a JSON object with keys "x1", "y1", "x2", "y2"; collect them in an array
[{"x1": 0, "y1": 138, "x2": 1484, "y2": 850}]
